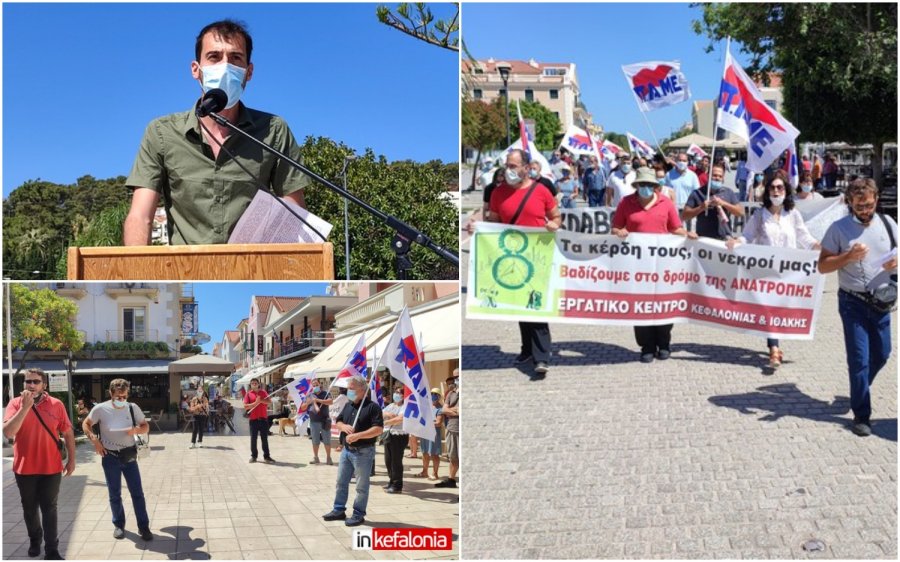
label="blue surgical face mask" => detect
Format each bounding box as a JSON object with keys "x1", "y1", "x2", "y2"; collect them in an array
[
  {"x1": 112, "y1": 399, "x2": 127, "y2": 408},
  {"x1": 347, "y1": 389, "x2": 358, "y2": 402},
  {"x1": 755, "y1": 174, "x2": 764, "y2": 183},
  {"x1": 528, "y1": 169, "x2": 539, "y2": 179},
  {"x1": 393, "y1": 393, "x2": 403, "y2": 403},
  {"x1": 200, "y1": 62, "x2": 246, "y2": 110},
  {"x1": 709, "y1": 180, "x2": 723, "y2": 191},
  {"x1": 312, "y1": 386, "x2": 320, "y2": 394},
  {"x1": 638, "y1": 186, "x2": 655, "y2": 199},
  {"x1": 800, "y1": 184, "x2": 813, "y2": 193},
  {"x1": 621, "y1": 164, "x2": 632, "y2": 174},
  {"x1": 677, "y1": 161, "x2": 688, "y2": 172}
]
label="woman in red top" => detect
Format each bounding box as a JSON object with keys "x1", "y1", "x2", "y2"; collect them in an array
[
  {"x1": 612, "y1": 168, "x2": 697, "y2": 363},
  {"x1": 488, "y1": 149, "x2": 562, "y2": 377}
]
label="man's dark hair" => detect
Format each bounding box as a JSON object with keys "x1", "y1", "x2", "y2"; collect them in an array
[
  {"x1": 846, "y1": 177, "x2": 879, "y2": 201},
  {"x1": 26, "y1": 368, "x2": 49, "y2": 387},
  {"x1": 195, "y1": 20, "x2": 253, "y2": 63},
  {"x1": 508, "y1": 148, "x2": 530, "y2": 165}
]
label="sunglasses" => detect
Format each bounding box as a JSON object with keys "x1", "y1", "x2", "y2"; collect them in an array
[
  {"x1": 769, "y1": 184, "x2": 786, "y2": 191},
  {"x1": 24, "y1": 379, "x2": 43, "y2": 385}
]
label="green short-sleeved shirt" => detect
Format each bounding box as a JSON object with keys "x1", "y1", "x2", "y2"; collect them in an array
[{"x1": 126, "y1": 102, "x2": 310, "y2": 245}]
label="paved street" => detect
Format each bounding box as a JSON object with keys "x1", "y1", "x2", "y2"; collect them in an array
[
  {"x1": 3, "y1": 402, "x2": 458, "y2": 560},
  {"x1": 459, "y1": 234, "x2": 897, "y2": 559}
]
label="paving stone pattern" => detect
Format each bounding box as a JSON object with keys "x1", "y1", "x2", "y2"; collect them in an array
[
  {"x1": 460, "y1": 239, "x2": 897, "y2": 560},
  {"x1": 3, "y1": 401, "x2": 458, "y2": 560}
]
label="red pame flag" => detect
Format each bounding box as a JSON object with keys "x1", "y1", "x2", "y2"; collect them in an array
[
  {"x1": 378, "y1": 308, "x2": 436, "y2": 441},
  {"x1": 622, "y1": 60, "x2": 691, "y2": 112}
]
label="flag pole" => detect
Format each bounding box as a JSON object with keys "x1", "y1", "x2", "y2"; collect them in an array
[
  {"x1": 638, "y1": 110, "x2": 666, "y2": 159},
  {"x1": 707, "y1": 36, "x2": 731, "y2": 202},
  {"x1": 621, "y1": 68, "x2": 665, "y2": 159}
]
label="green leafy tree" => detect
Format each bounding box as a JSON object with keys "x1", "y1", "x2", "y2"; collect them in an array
[
  {"x1": 4, "y1": 139, "x2": 456, "y2": 280},
  {"x1": 3, "y1": 176, "x2": 128, "y2": 279},
  {"x1": 693, "y1": 2, "x2": 897, "y2": 185},
  {"x1": 376, "y1": 2, "x2": 459, "y2": 52},
  {"x1": 504, "y1": 98, "x2": 562, "y2": 152},
  {"x1": 462, "y1": 100, "x2": 506, "y2": 188},
  {"x1": 300, "y1": 136, "x2": 458, "y2": 280},
  {"x1": 54, "y1": 201, "x2": 130, "y2": 278},
  {"x1": 4, "y1": 284, "x2": 84, "y2": 377}
]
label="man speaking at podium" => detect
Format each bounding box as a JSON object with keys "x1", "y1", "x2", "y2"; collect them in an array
[{"x1": 123, "y1": 20, "x2": 309, "y2": 245}]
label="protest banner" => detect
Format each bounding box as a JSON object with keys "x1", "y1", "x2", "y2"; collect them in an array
[
  {"x1": 559, "y1": 198, "x2": 846, "y2": 241},
  {"x1": 467, "y1": 223, "x2": 825, "y2": 339}
]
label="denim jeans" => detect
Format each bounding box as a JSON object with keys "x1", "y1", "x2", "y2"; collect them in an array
[
  {"x1": 332, "y1": 445, "x2": 375, "y2": 518},
  {"x1": 588, "y1": 189, "x2": 605, "y2": 208},
  {"x1": 101, "y1": 454, "x2": 150, "y2": 530},
  {"x1": 15, "y1": 472, "x2": 61, "y2": 550},
  {"x1": 249, "y1": 419, "x2": 271, "y2": 459},
  {"x1": 838, "y1": 291, "x2": 892, "y2": 421}
]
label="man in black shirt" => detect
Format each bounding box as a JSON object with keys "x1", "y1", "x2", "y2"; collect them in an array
[
  {"x1": 682, "y1": 163, "x2": 744, "y2": 240},
  {"x1": 322, "y1": 375, "x2": 383, "y2": 527}
]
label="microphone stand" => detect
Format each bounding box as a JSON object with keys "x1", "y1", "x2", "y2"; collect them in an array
[{"x1": 206, "y1": 111, "x2": 459, "y2": 278}]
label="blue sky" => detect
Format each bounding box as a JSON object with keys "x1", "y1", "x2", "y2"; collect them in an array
[
  {"x1": 192, "y1": 282, "x2": 329, "y2": 354},
  {"x1": 463, "y1": 2, "x2": 754, "y2": 142},
  {"x1": 2, "y1": 2, "x2": 459, "y2": 197}
]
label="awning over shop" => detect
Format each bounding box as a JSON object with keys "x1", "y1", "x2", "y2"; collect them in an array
[
  {"x1": 3, "y1": 360, "x2": 171, "y2": 376},
  {"x1": 285, "y1": 296, "x2": 460, "y2": 379},
  {"x1": 235, "y1": 364, "x2": 282, "y2": 385},
  {"x1": 168, "y1": 354, "x2": 234, "y2": 375},
  {"x1": 285, "y1": 323, "x2": 395, "y2": 379}
]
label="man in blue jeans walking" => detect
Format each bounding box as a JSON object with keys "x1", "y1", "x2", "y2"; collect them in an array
[
  {"x1": 83, "y1": 379, "x2": 153, "y2": 541},
  {"x1": 819, "y1": 178, "x2": 898, "y2": 437},
  {"x1": 323, "y1": 375, "x2": 384, "y2": 527}
]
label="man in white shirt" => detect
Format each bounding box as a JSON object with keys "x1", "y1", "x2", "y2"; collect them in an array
[{"x1": 605, "y1": 153, "x2": 636, "y2": 208}]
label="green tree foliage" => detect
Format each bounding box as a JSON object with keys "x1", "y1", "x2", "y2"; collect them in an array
[
  {"x1": 693, "y1": 2, "x2": 897, "y2": 184},
  {"x1": 376, "y1": 2, "x2": 459, "y2": 52},
  {"x1": 53, "y1": 202, "x2": 130, "y2": 278},
  {"x1": 300, "y1": 136, "x2": 458, "y2": 280},
  {"x1": 4, "y1": 284, "x2": 84, "y2": 375},
  {"x1": 462, "y1": 100, "x2": 506, "y2": 188},
  {"x1": 3, "y1": 140, "x2": 456, "y2": 280},
  {"x1": 505, "y1": 98, "x2": 562, "y2": 152},
  {"x1": 3, "y1": 176, "x2": 128, "y2": 279}
]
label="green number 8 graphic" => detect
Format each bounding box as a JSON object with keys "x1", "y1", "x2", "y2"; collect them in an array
[{"x1": 492, "y1": 230, "x2": 533, "y2": 290}]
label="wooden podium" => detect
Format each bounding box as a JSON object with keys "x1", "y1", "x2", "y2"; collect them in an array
[{"x1": 67, "y1": 243, "x2": 334, "y2": 280}]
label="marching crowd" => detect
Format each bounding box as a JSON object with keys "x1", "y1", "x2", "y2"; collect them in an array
[
  {"x1": 475, "y1": 146, "x2": 897, "y2": 441},
  {"x1": 3, "y1": 369, "x2": 460, "y2": 558}
]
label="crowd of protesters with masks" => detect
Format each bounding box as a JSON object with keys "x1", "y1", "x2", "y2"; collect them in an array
[{"x1": 471, "y1": 143, "x2": 895, "y2": 437}]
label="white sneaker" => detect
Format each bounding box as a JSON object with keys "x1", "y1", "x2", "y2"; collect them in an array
[
  {"x1": 189, "y1": 443, "x2": 195, "y2": 449},
  {"x1": 198, "y1": 443, "x2": 203, "y2": 448}
]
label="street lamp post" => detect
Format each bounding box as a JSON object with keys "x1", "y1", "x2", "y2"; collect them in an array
[
  {"x1": 496, "y1": 62, "x2": 512, "y2": 147},
  {"x1": 341, "y1": 155, "x2": 356, "y2": 281},
  {"x1": 63, "y1": 351, "x2": 76, "y2": 424}
]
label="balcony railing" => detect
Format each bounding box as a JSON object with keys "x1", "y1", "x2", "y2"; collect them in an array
[
  {"x1": 263, "y1": 336, "x2": 327, "y2": 363},
  {"x1": 105, "y1": 329, "x2": 160, "y2": 342}
]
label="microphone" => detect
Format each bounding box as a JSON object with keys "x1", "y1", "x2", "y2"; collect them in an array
[{"x1": 196, "y1": 88, "x2": 227, "y2": 118}]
